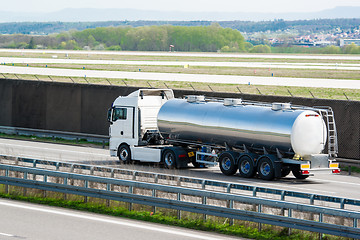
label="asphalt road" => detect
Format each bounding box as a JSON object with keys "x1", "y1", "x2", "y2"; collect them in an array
[
  {"x1": 1, "y1": 65, "x2": 360, "y2": 89},
  {"x1": 0, "y1": 198, "x2": 240, "y2": 240},
  {"x1": 2, "y1": 57, "x2": 360, "y2": 70},
  {"x1": 2, "y1": 49, "x2": 360, "y2": 60},
  {"x1": 0, "y1": 138, "x2": 359, "y2": 201}
]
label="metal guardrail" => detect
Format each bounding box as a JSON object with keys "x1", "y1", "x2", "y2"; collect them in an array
[
  {"x1": 0, "y1": 164, "x2": 359, "y2": 238},
  {"x1": 0, "y1": 126, "x2": 109, "y2": 145},
  {"x1": 1, "y1": 154, "x2": 360, "y2": 211}
]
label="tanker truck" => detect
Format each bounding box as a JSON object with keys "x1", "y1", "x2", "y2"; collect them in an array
[{"x1": 107, "y1": 89, "x2": 340, "y2": 180}]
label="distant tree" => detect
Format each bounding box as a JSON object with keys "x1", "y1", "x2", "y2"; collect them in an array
[
  {"x1": 28, "y1": 37, "x2": 35, "y2": 49},
  {"x1": 342, "y1": 43, "x2": 360, "y2": 54},
  {"x1": 250, "y1": 44, "x2": 271, "y2": 53},
  {"x1": 321, "y1": 45, "x2": 341, "y2": 54}
]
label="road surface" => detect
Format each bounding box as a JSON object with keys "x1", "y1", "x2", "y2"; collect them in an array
[
  {"x1": 2, "y1": 57, "x2": 360, "y2": 70},
  {"x1": 1, "y1": 65, "x2": 359, "y2": 89},
  {"x1": 0, "y1": 198, "x2": 240, "y2": 240},
  {"x1": 0, "y1": 138, "x2": 359, "y2": 200},
  {"x1": 2, "y1": 49, "x2": 360, "y2": 60}
]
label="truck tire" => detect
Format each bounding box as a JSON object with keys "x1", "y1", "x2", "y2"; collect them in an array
[
  {"x1": 281, "y1": 167, "x2": 291, "y2": 178},
  {"x1": 163, "y1": 150, "x2": 177, "y2": 169},
  {"x1": 291, "y1": 166, "x2": 309, "y2": 179},
  {"x1": 219, "y1": 152, "x2": 237, "y2": 176},
  {"x1": 118, "y1": 144, "x2": 131, "y2": 164},
  {"x1": 257, "y1": 157, "x2": 275, "y2": 180},
  {"x1": 238, "y1": 155, "x2": 255, "y2": 178}
]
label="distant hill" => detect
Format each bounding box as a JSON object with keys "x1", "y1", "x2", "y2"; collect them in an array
[
  {"x1": 1, "y1": 6, "x2": 360, "y2": 23},
  {"x1": 1, "y1": 18, "x2": 360, "y2": 35}
]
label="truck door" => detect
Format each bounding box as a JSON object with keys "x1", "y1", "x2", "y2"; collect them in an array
[{"x1": 111, "y1": 107, "x2": 134, "y2": 139}]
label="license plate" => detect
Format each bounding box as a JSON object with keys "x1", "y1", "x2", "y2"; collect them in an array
[{"x1": 188, "y1": 152, "x2": 195, "y2": 157}]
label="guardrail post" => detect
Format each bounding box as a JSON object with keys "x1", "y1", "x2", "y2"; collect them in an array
[
  {"x1": 64, "y1": 177, "x2": 68, "y2": 200},
  {"x1": 202, "y1": 196, "x2": 207, "y2": 222},
  {"x1": 226, "y1": 184, "x2": 234, "y2": 225},
  {"x1": 43, "y1": 175, "x2": 47, "y2": 198},
  {"x1": 106, "y1": 183, "x2": 111, "y2": 207},
  {"x1": 23, "y1": 172, "x2": 28, "y2": 196},
  {"x1": 132, "y1": 172, "x2": 136, "y2": 181},
  {"x1": 319, "y1": 213, "x2": 323, "y2": 240},
  {"x1": 340, "y1": 198, "x2": 345, "y2": 209},
  {"x1": 281, "y1": 190, "x2": 286, "y2": 216},
  {"x1": 310, "y1": 194, "x2": 315, "y2": 220},
  {"x1": 154, "y1": 174, "x2": 158, "y2": 184},
  {"x1": 110, "y1": 169, "x2": 114, "y2": 178},
  {"x1": 84, "y1": 180, "x2": 88, "y2": 203},
  {"x1": 56, "y1": 162, "x2": 60, "y2": 171},
  {"x1": 152, "y1": 189, "x2": 156, "y2": 214},
  {"x1": 252, "y1": 187, "x2": 257, "y2": 211},
  {"x1": 288, "y1": 208, "x2": 292, "y2": 236},
  {"x1": 229, "y1": 200, "x2": 234, "y2": 226},
  {"x1": 5, "y1": 169, "x2": 9, "y2": 194},
  {"x1": 258, "y1": 204, "x2": 262, "y2": 232},
  {"x1": 202, "y1": 180, "x2": 207, "y2": 221},
  {"x1": 128, "y1": 186, "x2": 133, "y2": 211},
  {"x1": 177, "y1": 193, "x2": 181, "y2": 219},
  {"x1": 33, "y1": 160, "x2": 37, "y2": 168}
]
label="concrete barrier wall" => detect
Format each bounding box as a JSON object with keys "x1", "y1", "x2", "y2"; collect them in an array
[{"x1": 0, "y1": 79, "x2": 359, "y2": 159}]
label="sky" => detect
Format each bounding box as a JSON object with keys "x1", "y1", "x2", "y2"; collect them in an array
[{"x1": 4, "y1": 0, "x2": 360, "y2": 13}]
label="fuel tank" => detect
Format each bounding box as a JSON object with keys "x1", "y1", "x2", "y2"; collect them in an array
[{"x1": 157, "y1": 98, "x2": 327, "y2": 157}]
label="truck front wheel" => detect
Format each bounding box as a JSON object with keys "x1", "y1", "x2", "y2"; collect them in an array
[
  {"x1": 219, "y1": 153, "x2": 237, "y2": 176},
  {"x1": 163, "y1": 150, "x2": 177, "y2": 169},
  {"x1": 118, "y1": 144, "x2": 132, "y2": 164}
]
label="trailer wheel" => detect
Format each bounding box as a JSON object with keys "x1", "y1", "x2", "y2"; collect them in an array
[
  {"x1": 257, "y1": 157, "x2": 275, "y2": 180},
  {"x1": 219, "y1": 153, "x2": 237, "y2": 176},
  {"x1": 118, "y1": 144, "x2": 131, "y2": 164},
  {"x1": 163, "y1": 150, "x2": 176, "y2": 169},
  {"x1": 291, "y1": 166, "x2": 309, "y2": 179},
  {"x1": 238, "y1": 155, "x2": 255, "y2": 178},
  {"x1": 281, "y1": 167, "x2": 291, "y2": 178}
]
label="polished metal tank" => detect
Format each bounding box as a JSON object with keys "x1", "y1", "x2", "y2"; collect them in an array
[{"x1": 157, "y1": 98, "x2": 327, "y2": 157}]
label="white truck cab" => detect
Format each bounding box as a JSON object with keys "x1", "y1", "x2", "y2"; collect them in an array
[{"x1": 108, "y1": 89, "x2": 174, "y2": 163}]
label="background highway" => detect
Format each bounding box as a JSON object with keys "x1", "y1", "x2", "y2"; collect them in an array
[
  {"x1": 1, "y1": 138, "x2": 359, "y2": 201},
  {"x1": 2, "y1": 49, "x2": 360, "y2": 60},
  {"x1": 0, "y1": 198, "x2": 239, "y2": 240},
  {"x1": 1, "y1": 65, "x2": 359, "y2": 89},
  {"x1": 2, "y1": 57, "x2": 360, "y2": 70}
]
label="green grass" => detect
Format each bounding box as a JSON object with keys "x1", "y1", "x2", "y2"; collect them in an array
[
  {"x1": 9, "y1": 62, "x2": 360, "y2": 80},
  {"x1": 2, "y1": 72, "x2": 358, "y2": 101},
  {"x1": 341, "y1": 166, "x2": 360, "y2": 174},
  {"x1": 0, "y1": 132, "x2": 107, "y2": 147},
  {"x1": 0, "y1": 192, "x2": 344, "y2": 240}
]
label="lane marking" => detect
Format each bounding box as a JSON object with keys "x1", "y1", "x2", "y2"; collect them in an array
[
  {"x1": 311, "y1": 177, "x2": 360, "y2": 187},
  {"x1": 0, "y1": 200, "x2": 229, "y2": 240},
  {"x1": 0, "y1": 142, "x2": 108, "y2": 157},
  {"x1": 236, "y1": 179, "x2": 336, "y2": 194},
  {"x1": 0, "y1": 232, "x2": 15, "y2": 237}
]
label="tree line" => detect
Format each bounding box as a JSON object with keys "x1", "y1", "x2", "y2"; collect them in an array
[
  {"x1": 1, "y1": 19, "x2": 360, "y2": 35},
  {"x1": 0, "y1": 24, "x2": 247, "y2": 52}
]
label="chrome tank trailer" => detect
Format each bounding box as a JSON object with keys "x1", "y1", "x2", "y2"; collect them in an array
[{"x1": 157, "y1": 97, "x2": 327, "y2": 158}]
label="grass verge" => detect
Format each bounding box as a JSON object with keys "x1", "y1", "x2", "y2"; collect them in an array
[
  {"x1": 0, "y1": 192, "x2": 339, "y2": 240},
  {"x1": 0, "y1": 132, "x2": 107, "y2": 148}
]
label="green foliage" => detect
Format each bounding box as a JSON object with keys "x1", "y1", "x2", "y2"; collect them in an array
[
  {"x1": 250, "y1": 44, "x2": 271, "y2": 53},
  {"x1": 320, "y1": 45, "x2": 341, "y2": 54},
  {"x1": 342, "y1": 43, "x2": 360, "y2": 54},
  {"x1": 0, "y1": 25, "x2": 245, "y2": 52}
]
